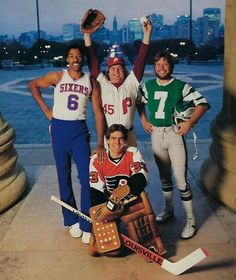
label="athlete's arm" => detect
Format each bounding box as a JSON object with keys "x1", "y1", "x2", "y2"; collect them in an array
[
  {"x1": 91, "y1": 78, "x2": 105, "y2": 162},
  {"x1": 28, "y1": 71, "x2": 61, "y2": 120},
  {"x1": 129, "y1": 148, "x2": 149, "y2": 195},
  {"x1": 91, "y1": 188, "x2": 107, "y2": 206},
  {"x1": 89, "y1": 154, "x2": 107, "y2": 205},
  {"x1": 137, "y1": 103, "x2": 154, "y2": 134},
  {"x1": 84, "y1": 33, "x2": 101, "y2": 79},
  {"x1": 129, "y1": 173, "x2": 147, "y2": 196},
  {"x1": 133, "y1": 20, "x2": 152, "y2": 82},
  {"x1": 137, "y1": 84, "x2": 154, "y2": 134},
  {"x1": 177, "y1": 105, "x2": 209, "y2": 136}
]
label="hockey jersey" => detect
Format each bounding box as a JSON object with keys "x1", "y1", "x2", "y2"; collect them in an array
[{"x1": 89, "y1": 146, "x2": 148, "y2": 194}]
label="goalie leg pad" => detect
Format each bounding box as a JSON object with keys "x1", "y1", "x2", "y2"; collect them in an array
[
  {"x1": 89, "y1": 204, "x2": 121, "y2": 254},
  {"x1": 88, "y1": 230, "x2": 122, "y2": 257},
  {"x1": 120, "y1": 192, "x2": 166, "y2": 255}
]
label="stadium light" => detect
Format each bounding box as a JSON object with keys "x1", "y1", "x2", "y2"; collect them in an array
[
  {"x1": 190, "y1": 0, "x2": 192, "y2": 44},
  {"x1": 36, "y1": 0, "x2": 41, "y2": 64}
]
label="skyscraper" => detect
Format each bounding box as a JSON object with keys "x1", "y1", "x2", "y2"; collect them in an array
[
  {"x1": 175, "y1": 15, "x2": 190, "y2": 39},
  {"x1": 62, "y1": 23, "x2": 81, "y2": 42},
  {"x1": 128, "y1": 19, "x2": 142, "y2": 42},
  {"x1": 203, "y1": 8, "x2": 221, "y2": 41},
  {"x1": 112, "y1": 16, "x2": 120, "y2": 43}
]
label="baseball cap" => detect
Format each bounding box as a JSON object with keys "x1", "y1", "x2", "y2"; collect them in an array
[{"x1": 107, "y1": 57, "x2": 125, "y2": 67}]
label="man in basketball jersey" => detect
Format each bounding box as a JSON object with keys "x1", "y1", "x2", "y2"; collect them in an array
[
  {"x1": 139, "y1": 51, "x2": 210, "y2": 239},
  {"x1": 83, "y1": 19, "x2": 152, "y2": 147},
  {"x1": 29, "y1": 44, "x2": 104, "y2": 244}
]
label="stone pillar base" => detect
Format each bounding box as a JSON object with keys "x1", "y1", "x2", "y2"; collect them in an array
[
  {"x1": 201, "y1": 117, "x2": 236, "y2": 212},
  {"x1": 0, "y1": 113, "x2": 28, "y2": 213}
]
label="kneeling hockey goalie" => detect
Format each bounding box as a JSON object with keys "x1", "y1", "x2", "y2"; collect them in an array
[{"x1": 89, "y1": 124, "x2": 166, "y2": 256}]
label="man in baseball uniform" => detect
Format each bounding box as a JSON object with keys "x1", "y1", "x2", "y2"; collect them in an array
[
  {"x1": 83, "y1": 18, "x2": 152, "y2": 147},
  {"x1": 139, "y1": 51, "x2": 210, "y2": 239},
  {"x1": 29, "y1": 44, "x2": 104, "y2": 244}
]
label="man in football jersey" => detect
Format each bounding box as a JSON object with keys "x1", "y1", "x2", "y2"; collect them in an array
[
  {"x1": 28, "y1": 44, "x2": 105, "y2": 244},
  {"x1": 139, "y1": 51, "x2": 210, "y2": 239},
  {"x1": 83, "y1": 19, "x2": 152, "y2": 147}
]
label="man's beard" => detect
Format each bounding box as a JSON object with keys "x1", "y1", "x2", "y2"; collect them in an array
[{"x1": 156, "y1": 72, "x2": 171, "y2": 80}]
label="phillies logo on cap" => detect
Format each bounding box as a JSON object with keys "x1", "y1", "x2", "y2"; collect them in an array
[{"x1": 107, "y1": 57, "x2": 125, "y2": 67}]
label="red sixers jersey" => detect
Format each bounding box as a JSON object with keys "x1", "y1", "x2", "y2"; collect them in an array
[{"x1": 89, "y1": 147, "x2": 148, "y2": 194}]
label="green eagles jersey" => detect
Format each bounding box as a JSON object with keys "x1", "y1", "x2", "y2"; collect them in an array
[{"x1": 143, "y1": 77, "x2": 208, "y2": 127}]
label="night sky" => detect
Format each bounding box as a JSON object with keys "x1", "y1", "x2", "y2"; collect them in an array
[{"x1": 0, "y1": 0, "x2": 225, "y2": 37}]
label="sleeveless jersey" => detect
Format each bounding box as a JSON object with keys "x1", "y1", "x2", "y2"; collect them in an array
[
  {"x1": 97, "y1": 71, "x2": 139, "y2": 129},
  {"x1": 142, "y1": 77, "x2": 209, "y2": 127},
  {"x1": 53, "y1": 70, "x2": 92, "y2": 120},
  {"x1": 89, "y1": 147, "x2": 148, "y2": 194}
]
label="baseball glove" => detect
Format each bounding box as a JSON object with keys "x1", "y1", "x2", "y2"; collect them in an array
[{"x1": 80, "y1": 9, "x2": 105, "y2": 34}]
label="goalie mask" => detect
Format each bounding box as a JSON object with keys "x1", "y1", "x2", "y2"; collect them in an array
[{"x1": 173, "y1": 101, "x2": 195, "y2": 124}]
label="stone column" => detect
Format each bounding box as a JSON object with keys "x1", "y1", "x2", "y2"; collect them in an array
[
  {"x1": 201, "y1": 0, "x2": 236, "y2": 212},
  {"x1": 0, "y1": 112, "x2": 27, "y2": 212}
]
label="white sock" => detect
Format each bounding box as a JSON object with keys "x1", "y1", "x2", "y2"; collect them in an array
[
  {"x1": 163, "y1": 190, "x2": 173, "y2": 211},
  {"x1": 182, "y1": 200, "x2": 195, "y2": 224}
]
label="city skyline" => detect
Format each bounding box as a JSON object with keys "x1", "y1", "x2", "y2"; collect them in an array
[{"x1": 1, "y1": 0, "x2": 225, "y2": 38}]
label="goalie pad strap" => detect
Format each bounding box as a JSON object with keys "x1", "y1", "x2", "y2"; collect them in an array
[
  {"x1": 140, "y1": 191, "x2": 152, "y2": 214},
  {"x1": 121, "y1": 204, "x2": 160, "y2": 239}
]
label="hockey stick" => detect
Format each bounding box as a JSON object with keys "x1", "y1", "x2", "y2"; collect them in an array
[{"x1": 51, "y1": 195, "x2": 208, "y2": 275}]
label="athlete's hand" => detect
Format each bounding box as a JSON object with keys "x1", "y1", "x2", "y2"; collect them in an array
[
  {"x1": 142, "y1": 19, "x2": 152, "y2": 34},
  {"x1": 92, "y1": 144, "x2": 105, "y2": 164},
  {"x1": 176, "y1": 121, "x2": 192, "y2": 136},
  {"x1": 45, "y1": 108, "x2": 53, "y2": 121},
  {"x1": 143, "y1": 120, "x2": 154, "y2": 134}
]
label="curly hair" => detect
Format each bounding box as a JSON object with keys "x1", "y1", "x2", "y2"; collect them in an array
[{"x1": 65, "y1": 44, "x2": 85, "y2": 58}]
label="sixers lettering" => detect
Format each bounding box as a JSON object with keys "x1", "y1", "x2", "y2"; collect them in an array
[{"x1": 59, "y1": 83, "x2": 89, "y2": 96}]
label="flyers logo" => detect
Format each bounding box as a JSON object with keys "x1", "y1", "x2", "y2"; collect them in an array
[{"x1": 105, "y1": 175, "x2": 129, "y2": 193}]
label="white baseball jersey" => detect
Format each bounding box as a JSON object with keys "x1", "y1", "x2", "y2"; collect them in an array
[
  {"x1": 53, "y1": 70, "x2": 92, "y2": 120},
  {"x1": 97, "y1": 71, "x2": 139, "y2": 129}
]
